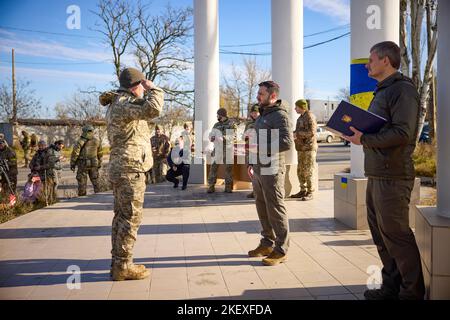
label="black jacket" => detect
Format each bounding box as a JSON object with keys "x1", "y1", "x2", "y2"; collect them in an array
[
  {"x1": 361, "y1": 72, "x2": 420, "y2": 180},
  {"x1": 167, "y1": 147, "x2": 185, "y2": 170}
]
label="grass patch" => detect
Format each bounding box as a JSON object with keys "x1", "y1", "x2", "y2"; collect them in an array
[{"x1": 413, "y1": 142, "x2": 436, "y2": 178}]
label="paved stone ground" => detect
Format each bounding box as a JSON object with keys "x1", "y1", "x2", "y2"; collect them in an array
[{"x1": 0, "y1": 182, "x2": 385, "y2": 300}]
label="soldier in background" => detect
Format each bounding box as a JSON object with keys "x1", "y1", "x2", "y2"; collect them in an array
[
  {"x1": 100, "y1": 67, "x2": 163, "y2": 281},
  {"x1": 29, "y1": 140, "x2": 48, "y2": 181},
  {"x1": 207, "y1": 108, "x2": 237, "y2": 194},
  {"x1": 150, "y1": 125, "x2": 170, "y2": 183},
  {"x1": 20, "y1": 131, "x2": 31, "y2": 168},
  {"x1": 290, "y1": 99, "x2": 318, "y2": 201},
  {"x1": 243, "y1": 104, "x2": 260, "y2": 198},
  {"x1": 30, "y1": 133, "x2": 38, "y2": 157},
  {"x1": 43, "y1": 140, "x2": 64, "y2": 204},
  {"x1": 71, "y1": 125, "x2": 103, "y2": 196},
  {"x1": 0, "y1": 138, "x2": 18, "y2": 196}
]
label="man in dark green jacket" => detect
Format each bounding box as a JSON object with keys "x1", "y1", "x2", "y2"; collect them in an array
[
  {"x1": 344, "y1": 41, "x2": 424, "y2": 300},
  {"x1": 247, "y1": 81, "x2": 293, "y2": 266}
]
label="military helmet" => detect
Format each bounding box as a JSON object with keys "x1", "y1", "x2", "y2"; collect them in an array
[
  {"x1": 217, "y1": 108, "x2": 227, "y2": 118},
  {"x1": 82, "y1": 125, "x2": 94, "y2": 133},
  {"x1": 119, "y1": 68, "x2": 145, "y2": 89}
]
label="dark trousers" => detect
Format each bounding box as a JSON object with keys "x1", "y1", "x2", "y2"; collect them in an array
[
  {"x1": 166, "y1": 165, "x2": 190, "y2": 187},
  {"x1": 366, "y1": 178, "x2": 425, "y2": 300}
]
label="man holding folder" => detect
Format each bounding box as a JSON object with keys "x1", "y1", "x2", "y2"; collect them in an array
[{"x1": 344, "y1": 41, "x2": 425, "y2": 300}]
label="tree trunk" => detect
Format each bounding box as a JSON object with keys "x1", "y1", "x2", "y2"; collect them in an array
[{"x1": 400, "y1": 0, "x2": 410, "y2": 76}]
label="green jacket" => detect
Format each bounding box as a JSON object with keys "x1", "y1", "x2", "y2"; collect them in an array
[
  {"x1": 253, "y1": 100, "x2": 293, "y2": 171},
  {"x1": 71, "y1": 136, "x2": 103, "y2": 168},
  {"x1": 209, "y1": 118, "x2": 237, "y2": 153},
  {"x1": 361, "y1": 72, "x2": 420, "y2": 180}
]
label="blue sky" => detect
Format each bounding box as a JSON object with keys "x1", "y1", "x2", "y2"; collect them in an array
[{"x1": 0, "y1": 0, "x2": 350, "y2": 118}]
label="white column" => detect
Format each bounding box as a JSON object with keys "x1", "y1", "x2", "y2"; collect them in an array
[
  {"x1": 193, "y1": 0, "x2": 219, "y2": 183},
  {"x1": 437, "y1": 0, "x2": 450, "y2": 217},
  {"x1": 271, "y1": 0, "x2": 303, "y2": 166},
  {"x1": 350, "y1": 0, "x2": 399, "y2": 177}
]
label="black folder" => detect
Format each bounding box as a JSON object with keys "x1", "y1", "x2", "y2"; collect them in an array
[{"x1": 325, "y1": 100, "x2": 387, "y2": 137}]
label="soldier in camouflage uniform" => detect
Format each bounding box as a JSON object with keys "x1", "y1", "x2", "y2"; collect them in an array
[
  {"x1": 290, "y1": 99, "x2": 317, "y2": 201},
  {"x1": 100, "y1": 67, "x2": 163, "y2": 281},
  {"x1": 20, "y1": 131, "x2": 31, "y2": 168},
  {"x1": 150, "y1": 125, "x2": 170, "y2": 183},
  {"x1": 0, "y1": 139, "x2": 18, "y2": 196},
  {"x1": 70, "y1": 125, "x2": 103, "y2": 196},
  {"x1": 207, "y1": 108, "x2": 237, "y2": 193},
  {"x1": 45, "y1": 140, "x2": 64, "y2": 204},
  {"x1": 243, "y1": 104, "x2": 260, "y2": 198}
]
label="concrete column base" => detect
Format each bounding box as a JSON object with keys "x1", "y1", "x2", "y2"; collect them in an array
[
  {"x1": 188, "y1": 158, "x2": 207, "y2": 184},
  {"x1": 284, "y1": 162, "x2": 318, "y2": 198},
  {"x1": 415, "y1": 206, "x2": 450, "y2": 300},
  {"x1": 333, "y1": 173, "x2": 420, "y2": 229},
  {"x1": 415, "y1": 207, "x2": 450, "y2": 300}
]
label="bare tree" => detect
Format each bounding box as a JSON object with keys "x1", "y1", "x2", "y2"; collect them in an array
[
  {"x1": 221, "y1": 57, "x2": 271, "y2": 119},
  {"x1": 335, "y1": 86, "x2": 351, "y2": 102},
  {"x1": 0, "y1": 79, "x2": 42, "y2": 122},
  {"x1": 157, "y1": 102, "x2": 192, "y2": 141},
  {"x1": 55, "y1": 89, "x2": 105, "y2": 121},
  {"x1": 92, "y1": 0, "x2": 137, "y2": 82},
  {"x1": 131, "y1": 2, "x2": 194, "y2": 106},
  {"x1": 400, "y1": 0, "x2": 438, "y2": 138}
]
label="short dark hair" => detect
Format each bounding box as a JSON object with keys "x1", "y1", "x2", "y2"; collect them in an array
[
  {"x1": 370, "y1": 41, "x2": 401, "y2": 69},
  {"x1": 54, "y1": 139, "x2": 64, "y2": 146},
  {"x1": 258, "y1": 80, "x2": 280, "y2": 97}
]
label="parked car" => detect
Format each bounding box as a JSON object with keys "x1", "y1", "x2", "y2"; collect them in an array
[
  {"x1": 419, "y1": 122, "x2": 431, "y2": 143},
  {"x1": 316, "y1": 126, "x2": 337, "y2": 143}
]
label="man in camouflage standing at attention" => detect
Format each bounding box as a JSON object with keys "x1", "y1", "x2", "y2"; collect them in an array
[
  {"x1": 70, "y1": 125, "x2": 103, "y2": 196},
  {"x1": 150, "y1": 125, "x2": 170, "y2": 183},
  {"x1": 290, "y1": 99, "x2": 317, "y2": 201},
  {"x1": 207, "y1": 108, "x2": 237, "y2": 193},
  {"x1": 100, "y1": 67, "x2": 163, "y2": 281},
  {"x1": 20, "y1": 131, "x2": 31, "y2": 168},
  {"x1": 243, "y1": 104, "x2": 260, "y2": 198}
]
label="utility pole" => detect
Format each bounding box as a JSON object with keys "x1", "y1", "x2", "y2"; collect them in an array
[{"x1": 11, "y1": 48, "x2": 17, "y2": 123}]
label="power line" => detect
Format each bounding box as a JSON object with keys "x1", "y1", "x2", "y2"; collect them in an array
[
  {"x1": 219, "y1": 31, "x2": 350, "y2": 56},
  {"x1": 0, "y1": 60, "x2": 109, "y2": 66},
  {"x1": 0, "y1": 25, "x2": 100, "y2": 39},
  {"x1": 220, "y1": 24, "x2": 350, "y2": 48}
]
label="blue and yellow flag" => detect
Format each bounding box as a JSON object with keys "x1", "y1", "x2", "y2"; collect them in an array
[
  {"x1": 350, "y1": 58, "x2": 377, "y2": 110},
  {"x1": 341, "y1": 177, "x2": 348, "y2": 189}
]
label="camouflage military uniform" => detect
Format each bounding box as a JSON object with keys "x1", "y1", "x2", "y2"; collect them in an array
[
  {"x1": 20, "y1": 131, "x2": 31, "y2": 167},
  {"x1": 71, "y1": 128, "x2": 103, "y2": 196},
  {"x1": 0, "y1": 143, "x2": 18, "y2": 196},
  {"x1": 101, "y1": 82, "x2": 164, "y2": 272},
  {"x1": 208, "y1": 117, "x2": 237, "y2": 192},
  {"x1": 150, "y1": 133, "x2": 170, "y2": 183},
  {"x1": 294, "y1": 110, "x2": 318, "y2": 196},
  {"x1": 43, "y1": 144, "x2": 63, "y2": 204}
]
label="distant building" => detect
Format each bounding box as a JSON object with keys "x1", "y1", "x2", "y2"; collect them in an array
[{"x1": 307, "y1": 99, "x2": 340, "y2": 124}]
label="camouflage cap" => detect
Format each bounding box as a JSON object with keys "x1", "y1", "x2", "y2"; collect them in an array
[
  {"x1": 217, "y1": 108, "x2": 227, "y2": 117},
  {"x1": 250, "y1": 104, "x2": 259, "y2": 113},
  {"x1": 119, "y1": 68, "x2": 145, "y2": 89},
  {"x1": 295, "y1": 99, "x2": 308, "y2": 109}
]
